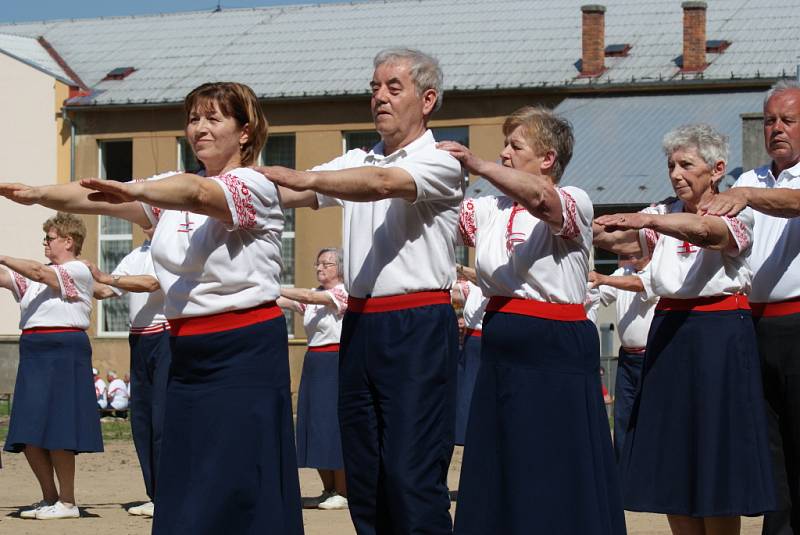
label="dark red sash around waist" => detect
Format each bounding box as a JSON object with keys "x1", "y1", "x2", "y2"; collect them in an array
[
  {"x1": 21, "y1": 327, "x2": 84, "y2": 335},
  {"x1": 347, "y1": 291, "x2": 450, "y2": 314},
  {"x1": 168, "y1": 302, "x2": 282, "y2": 336},
  {"x1": 655, "y1": 294, "x2": 749, "y2": 312},
  {"x1": 486, "y1": 296, "x2": 587, "y2": 321},
  {"x1": 750, "y1": 296, "x2": 800, "y2": 318},
  {"x1": 464, "y1": 328, "x2": 482, "y2": 338},
  {"x1": 308, "y1": 343, "x2": 340, "y2": 353}
]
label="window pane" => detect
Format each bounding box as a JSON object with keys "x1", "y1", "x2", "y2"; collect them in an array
[
  {"x1": 178, "y1": 138, "x2": 202, "y2": 173},
  {"x1": 345, "y1": 131, "x2": 381, "y2": 152},
  {"x1": 455, "y1": 245, "x2": 469, "y2": 267},
  {"x1": 431, "y1": 127, "x2": 469, "y2": 147},
  {"x1": 262, "y1": 135, "x2": 296, "y2": 168},
  {"x1": 101, "y1": 216, "x2": 131, "y2": 235},
  {"x1": 281, "y1": 236, "x2": 295, "y2": 285},
  {"x1": 100, "y1": 140, "x2": 132, "y2": 182}
]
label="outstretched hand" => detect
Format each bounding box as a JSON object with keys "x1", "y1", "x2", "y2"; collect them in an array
[
  {"x1": 436, "y1": 141, "x2": 486, "y2": 175},
  {"x1": 253, "y1": 166, "x2": 314, "y2": 191},
  {"x1": 80, "y1": 179, "x2": 137, "y2": 204},
  {"x1": 587, "y1": 270, "x2": 606, "y2": 289},
  {"x1": 0, "y1": 183, "x2": 41, "y2": 205},
  {"x1": 594, "y1": 212, "x2": 650, "y2": 231},
  {"x1": 700, "y1": 189, "x2": 748, "y2": 217}
]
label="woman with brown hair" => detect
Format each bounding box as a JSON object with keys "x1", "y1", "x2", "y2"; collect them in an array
[
  {"x1": 0, "y1": 82, "x2": 303, "y2": 535},
  {"x1": 1, "y1": 212, "x2": 101, "y2": 520}
]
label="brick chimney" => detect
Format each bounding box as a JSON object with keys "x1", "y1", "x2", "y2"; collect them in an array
[
  {"x1": 681, "y1": 1, "x2": 707, "y2": 72},
  {"x1": 580, "y1": 5, "x2": 606, "y2": 77}
]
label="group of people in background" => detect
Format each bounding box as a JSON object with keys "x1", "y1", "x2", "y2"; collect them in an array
[
  {"x1": 0, "y1": 45, "x2": 797, "y2": 535},
  {"x1": 93, "y1": 368, "x2": 131, "y2": 412}
]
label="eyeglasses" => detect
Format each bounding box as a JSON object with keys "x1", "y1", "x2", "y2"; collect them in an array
[
  {"x1": 314, "y1": 262, "x2": 337, "y2": 269},
  {"x1": 43, "y1": 235, "x2": 59, "y2": 244}
]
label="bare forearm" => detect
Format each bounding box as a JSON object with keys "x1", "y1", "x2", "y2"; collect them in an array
[
  {"x1": 592, "y1": 224, "x2": 643, "y2": 255},
  {"x1": 308, "y1": 167, "x2": 417, "y2": 202},
  {"x1": 277, "y1": 186, "x2": 318, "y2": 209},
  {"x1": 95, "y1": 271, "x2": 160, "y2": 293},
  {"x1": 128, "y1": 175, "x2": 232, "y2": 223},
  {"x1": 93, "y1": 283, "x2": 118, "y2": 300},
  {"x1": 595, "y1": 274, "x2": 645, "y2": 293},
  {"x1": 646, "y1": 213, "x2": 729, "y2": 250},
  {"x1": 472, "y1": 160, "x2": 551, "y2": 213},
  {"x1": 280, "y1": 287, "x2": 333, "y2": 306},
  {"x1": 456, "y1": 264, "x2": 478, "y2": 284},
  {"x1": 740, "y1": 187, "x2": 800, "y2": 218},
  {"x1": 0, "y1": 256, "x2": 59, "y2": 289}
]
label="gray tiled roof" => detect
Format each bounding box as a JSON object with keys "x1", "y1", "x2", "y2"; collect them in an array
[
  {"x1": 465, "y1": 90, "x2": 765, "y2": 206},
  {"x1": 0, "y1": 0, "x2": 797, "y2": 106},
  {"x1": 0, "y1": 32, "x2": 76, "y2": 85}
]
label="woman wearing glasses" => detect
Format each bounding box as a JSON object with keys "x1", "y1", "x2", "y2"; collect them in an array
[
  {"x1": 438, "y1": 106, "x2": 625, "y2": 535},
  {"x1": 278, "y1": 247, "x2": 349, "y2": 510},
  {"x1": 0, "y1": 212, "x2": 102, "y2": 520}
]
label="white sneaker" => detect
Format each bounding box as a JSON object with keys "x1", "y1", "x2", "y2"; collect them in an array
[
  {"x1": 19, "y1": 500, "x2": 53, "y2": 519},
  {"x1": 35, "y1": 501, "x2": 80, "y2": 519},
  {"x1": 128, "y1": 501, "x2": 154, "y2": 517},
  {"x1": 318, "y1": 493, "x2": 348, "y2": 510}
]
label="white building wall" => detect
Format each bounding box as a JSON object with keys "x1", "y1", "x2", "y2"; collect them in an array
[{"x1": 0, "y1": 53, "x2": 59, "y2": 335}]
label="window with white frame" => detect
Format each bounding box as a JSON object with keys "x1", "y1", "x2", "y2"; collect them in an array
[
  {"x1": 261, "y1": 135, "x2": 297, "y2": 336},
  {"x1": 97, "y1": 140, "x2": 133, "y2": 335}
]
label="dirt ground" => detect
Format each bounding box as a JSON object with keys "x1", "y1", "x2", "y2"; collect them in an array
[{"x1": 0, "y1": 442, "x2": 764, "y2": 535}]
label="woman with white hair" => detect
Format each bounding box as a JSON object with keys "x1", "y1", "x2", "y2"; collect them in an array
[
  {"x1": 595, "y1": 123, "x2": 775, "y2": 534},
  {"x1": 278, "y1": 247, "x2": 348, "y2": 510}
]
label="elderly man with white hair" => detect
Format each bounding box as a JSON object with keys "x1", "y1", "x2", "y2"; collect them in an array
[{"x1": 257, "y1": 48, "x2": 462, "y2": 535}]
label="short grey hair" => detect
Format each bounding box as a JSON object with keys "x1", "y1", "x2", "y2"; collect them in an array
[
  {"x1": 764, "y1": 79, "x2": 800, "y2": 108},
  {"x1": 662, "y1": 123, "x2": 729, "y2": 169},
  {"x1": 373, "y1": 48, "x2": 444, "y2": 112},
  {"x1": 317, "y1": 248, "x2": 344, "y2": 280}
]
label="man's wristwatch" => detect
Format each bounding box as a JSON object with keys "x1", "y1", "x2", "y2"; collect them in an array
[{"x1": 111, "y1": 274, "x2": 121, "y2": 285}]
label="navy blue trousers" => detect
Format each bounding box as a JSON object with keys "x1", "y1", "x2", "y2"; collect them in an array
[
  {"x1": 128, "y1": 329, "x2": 171, "y2": 500},
  {"x1": 338, "y1": 303, "x2": 458, "y2": 535},
  {"x1": 613, "y1": 349, "x2": 644, "y2": 462},
  {"x1": 755, "y1": 312, "x2": 800, "y2": 535}
]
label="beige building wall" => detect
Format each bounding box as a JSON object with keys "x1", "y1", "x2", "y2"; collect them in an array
[{"x1": 0, "y1": 54, "x2": 65, "y2": 336}]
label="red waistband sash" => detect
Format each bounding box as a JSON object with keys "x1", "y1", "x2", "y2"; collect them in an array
[
  {"x1": 130, "y1": 323, "x2": 170, "y2": 335},
  {"x1": 750, "y1": 296, "x2": 800, "y2": 318},
  {"x1": 656, "y1": 294, "x2": 750, "y2": 312},
  {"x1": 308, "y1": 343, "x2": 340, "y2": 353},
  {"x1": 168, "y1": 302, "x2": 282, "y2": 337},
  {"x1": 621, "y1": 346, "x2": 646, "y2": 354},
  {"x1": 347, "y1": 291, "x2": 451, "y2": 314},
  {"x1": 486, "y1": 296, "x2": 587, "y2": 321},
  {"x1": 465, "y1": 328, "x2": 482, "y2": 338},
  {"x1": 21, "y1": 327, "x2": 84, "y2": 335}
]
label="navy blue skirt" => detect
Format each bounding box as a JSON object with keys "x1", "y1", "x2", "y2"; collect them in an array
[
  {"x1": 295, "y1": 349, "x2": 343, "y2": 469},
  {"x1": 454, "y1": 311, "x2": 626, "y2": 535},
  {"x1": 620, "y1": 309, "x2": 776, "y2": 517},
  {"x1": 455, "y1": 334, "x2": 481, "y2": 446},
  {"x1": 152, "y1": 318, "x2": 303, "y2": 535},
  {"x1": 4, "y1": 331, "x2": 103, "y2": 454}
]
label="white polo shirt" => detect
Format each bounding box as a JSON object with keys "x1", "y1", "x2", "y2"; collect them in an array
[
  {"x1": 732, "y1": 162, "x2": 800, "y2": 303},
  {"x1": 110, "y1": 241, "x2": 167, "y2": 329},
  {"x1": 108, "y1": 378, "x2": 130, "y2": 405},
  {"x1": 141, "y1": 168, "x2": 284, "y2": 319},
  {"x1": 314, "y1": 130, "x2": 463, "y2": 298},
  {"x1": 638, "y1": 199, "x2": 753, "y2": 299},
  {"x1": 590, "y1": 266, "x2": 658, "y2": 349},
  {"x1": 285, "y1": 283, "x2": 348, "y2": 347},
  {"x1": 459, "y1": 188, "x2": 594, "y2": 304},
  {"x1": 6, "y1": 260, "x2": 93, "y2": 330}
]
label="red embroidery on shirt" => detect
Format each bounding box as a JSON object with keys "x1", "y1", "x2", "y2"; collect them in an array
[
  {"x1": 724, "y1": 216, "x2": 750, "y2": 252},
  {"x1": 12, "y1": 272, "x2": 28, "y2": 297},
  {"x1": 643, "y1": 228, "x2": 659, "y2": 254},
  {"x1": 506, "y1": 202, "x2": 527, "y2": 253},
  {"x1": 218, "y1": 173, "x2": 256, "y2": 230},
  {"x1": 677, "y1": 241, "x2": 697, "y2": 255},
  {"x1": 54, "y1": 265, "x2": 78, "y2": 299},
  {"x1": 459, "y1": 199, "x2": 477, "y2": 247},
  {"x1": 558, "y1": 189, "x2": 580, "y2": 240},
  {"x1": 150, "y1": 206, "x2": 162, "y2": 221}
]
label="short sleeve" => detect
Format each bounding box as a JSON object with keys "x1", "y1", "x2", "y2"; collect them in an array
[
  {"x1": 637, "y1": 205, "x2": 663, "y2": 255},
  {"x1": 720, "y1": 207, "x2": 754, "y2": 257},
  {"x1": 325, "y1": 285, "x2": 349, "y2": 316},
  {"x1": 3, "y1": 266, "x2": 28, "y2": 302},
  {"x1": 208, "y1": 168, "x2": 280, "y2": 232},
  {"x1": 553, "y1": 187, "x2": 593, "y2": 243},
  {"x1": 138, "y1": 171, "x2": 181, "y2": 228},
  {"x1": 596, "y1": 281, "x2": 618, "y2": 307},
  {"x1": 637, "y1": 266, "x2": 658, "y2": 300},
  {"x1": 395, "y1": 149, "x2": 463, "y2": 205},
  {"x1": 52, "y1": 261, "x2": 93, "y2": 301},
  {"x1": 584, "y1": 288, "x2": 601, "y2": 323}
]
